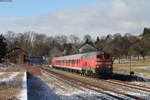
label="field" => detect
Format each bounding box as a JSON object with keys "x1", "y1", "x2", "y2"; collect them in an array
[
  {"x1": 113, "y1": 59, "x2": 150, "y2": 79},
  {"x1": 0, "y1": 64, "x2": 27, "y2": 100}
]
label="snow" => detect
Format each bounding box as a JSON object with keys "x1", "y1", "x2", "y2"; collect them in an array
[
  {"x1": 17, "y1": 72, "x2": 27, "y2": 100},
  {"x1": 127, "y1": 91, "x2": 150, "y2": 100},
  {"x1": 26, "y1": 70, "x2": 150, "y2": 100},
  {"x1": 37, "y1": 71, "x2": 118, "y2": 100},
  {"x1": 0, "y1": 72, "x2": 4, "y2": 75},
  {"x1": 134, "y1": 66, "x2": 150, "y2": 70},
  {"x1": 27, "y1": 73, "x2": 60, "y2": 100},
  {"x1": 0, "y1": 72, "x2": 19, "y2": 82},
  {"x1": 113, "y1": 59, "x2": 136, "y2": 64},
  {"x1": 27, "y1": 71, "x2": 119, "y2": 100}
]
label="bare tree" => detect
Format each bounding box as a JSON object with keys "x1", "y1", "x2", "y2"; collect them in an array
[{"x1": 69, "y1": 34, "x2": 80, "y2": 44}]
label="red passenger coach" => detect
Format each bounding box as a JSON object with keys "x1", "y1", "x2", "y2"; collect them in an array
[{"x1": 51, "y1": 51, "x2": 113, "y2": 77}]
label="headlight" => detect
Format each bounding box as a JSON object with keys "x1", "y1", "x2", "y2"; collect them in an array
[{"x1": 108, "y1": 65, "x2": 112, "y2": 68}]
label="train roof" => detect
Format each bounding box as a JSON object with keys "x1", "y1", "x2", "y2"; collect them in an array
[{"x1": 55, "y1": 51, "x2": 105, "y2": 59}]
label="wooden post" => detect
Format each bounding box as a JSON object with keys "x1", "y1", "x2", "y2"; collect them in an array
[{"x1": 130, "y1": 56, "x2": 134, "y2": 76}]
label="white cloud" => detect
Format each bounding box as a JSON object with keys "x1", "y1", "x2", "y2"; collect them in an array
[{"x1": 0, "y1": 0, "x2": 150, "y2": 38}]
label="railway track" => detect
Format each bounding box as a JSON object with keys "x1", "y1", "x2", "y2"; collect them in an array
[
  {"x1": 58, "y1": 67, "x2": 150, "y2": 94},
  {"x1": 42, "y1": 70, "x2": 124, "y2": 100},
  {"x1": 106, "y1": 79, "x2": 150, "y2": 93},
  {"x1": 62, "y1": 68, "x2": 150, "y2": 94},
  {"x1": 42, "y1": 67, "x2": 148, "y2": 100}
]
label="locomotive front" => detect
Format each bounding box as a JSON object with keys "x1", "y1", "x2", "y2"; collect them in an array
[{"x1": 95, "y1": 52, "x2": 113, "y2": 77}]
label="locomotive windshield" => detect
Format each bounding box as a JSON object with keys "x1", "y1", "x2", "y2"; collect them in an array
[{"x1": 97, "y1": 54, "x2": 110, "y2": 59}]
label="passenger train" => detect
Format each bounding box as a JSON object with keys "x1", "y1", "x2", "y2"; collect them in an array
[{"x1": 51, "y1": 51, "x2": 113, "y2": 77}]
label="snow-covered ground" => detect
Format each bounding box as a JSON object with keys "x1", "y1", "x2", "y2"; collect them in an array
[
  {"x1": 0, "y1": 72, "x2": 19, "y2": 82},
  {"x1": 134, "y1": 66, "x2": 150, "y2": 70},
  {"x1": 42, "y1": 72, "x2": 117, "y2": 100},
  {"x1": 17, "y1": 72, "x2": 27, "y2": 100},
  {"x1": 0, "y1": 72, "x2": 4, "y2": 75},
  {"x1": 0, "y1": 72, "x2": 27, "y2": 100},
  {"x1": 27, "y1": 71, "x2": 118, "y2": 100}
]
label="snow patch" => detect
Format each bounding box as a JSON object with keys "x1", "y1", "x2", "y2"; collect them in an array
[
  {"x1": 0, "y1": 72, "x2": 19, "y2": 82},
  {"x1": 17, "y1": 72, "x2": 27, "y2": 100},
  {"x1": 127, "y1": 91, "x2": 150, "y2": 100},
  {"x1": 0, "y1": 72, "x2": 4, "y2": 75},
  {"x1": 41, "y1": 72, "x2": 118, "y2": 100}
]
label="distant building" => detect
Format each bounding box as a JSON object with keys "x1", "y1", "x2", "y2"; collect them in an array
[
  {"x1": 143, "y1": 28, "x2": 150, "y2": 36},
  {"x1": 28, "y1": 56, "x2": 45, "y2": 65},
  {"x1": 79, "y1": 40, "x2": 97, "y2": 53},
  {"x1": 63, "y1": 43, "x2": 78, "y2": 55},
  {"x1": 6, "y1": 48, "x2": 26, "y2": 64}
]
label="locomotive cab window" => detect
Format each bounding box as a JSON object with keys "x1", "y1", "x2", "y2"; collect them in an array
[
  {"x1": 97, "y1": 54, "x2": 110, "y2": 59},
  {"x1": 97, "y1": 55, "x2": 104, "y2": 59},
  {"x1": 104, "y1": 54, "x2": 110, "y2": 59}
]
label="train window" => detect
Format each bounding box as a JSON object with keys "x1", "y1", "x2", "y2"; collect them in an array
[
  {"x1": 72, "y1": 60, "x2": 74, "y2": 64},
  {"x1": 74, "y1": 60, "x2": 76, "y2": 64},
  {"x1": 97, "y1": 55, "x2": 104, "y2": 59},
  {"x1": 66, "y1": 60, "x2": 68, "y2": 64},
  {"x1": 70, "y1": 60, "x2": 72, "y2": 64},
  {"x1": 75, "y1": 60, "x2": 77, "y2": 64},
  {"x1": 77, "y1": 60, "x2": 79, "y2": 64},
  {"x1": 67, "y1": 60, "x2": 69, "y2": 64},
  {"x1": 72, "y1": 60, "x2": 75, "y2": 64},
  {"x1": 82, "y1": 56, "x2": 87, "y2": 59},
  {"x1": 90, "y1": 56, "x2": 93, "y2": 59}
]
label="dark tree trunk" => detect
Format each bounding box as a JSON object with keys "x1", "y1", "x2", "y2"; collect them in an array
[
  {"x1": 118, "y1": 57, "x2": 121, "y2": 64},
  {"x1": 142, "y1": 55, "x2": 145, "y2": 61}
]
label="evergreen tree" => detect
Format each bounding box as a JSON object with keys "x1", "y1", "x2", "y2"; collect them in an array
[
  {"x1": 0, "y1": 34, "x2": 7, "y2": 62},
  {"x1": 143, "y1": 28, "x2": 150, "y2": 36},
  {"x1": 95, "y1": 36, "x2": 100, "y2": 44}
]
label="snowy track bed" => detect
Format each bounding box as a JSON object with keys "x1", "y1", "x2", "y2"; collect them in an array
[
  {"x1": 41, "y1": 67, "x2": 150, "y2": 100},
  {"x1": 27, "y1": 70, "x2": 117, "y2": 100},
  {"x1": 42, "y1": 71, "x2": 120, "y2": 100}
]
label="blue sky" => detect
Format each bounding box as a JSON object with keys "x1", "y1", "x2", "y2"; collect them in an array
[
  {"x1": 0, "y1": 0, "x2": 149, "y2": 37},
  {"x1": 0, "y1": 0, "x2": 104, "y2": 18}
]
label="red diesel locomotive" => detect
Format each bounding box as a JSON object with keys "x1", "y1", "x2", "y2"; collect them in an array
[{"x1": 51, "y1": 51, "x2": 113, "y2": 77}]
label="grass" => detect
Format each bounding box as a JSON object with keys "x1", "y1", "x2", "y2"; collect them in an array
[
  {"x1": 0, "y1": 88, "x2": 20, "y2": 100},
  {"x1": 0, "y1": 65, "x2": 26, "y2": 72},
  {"x1": 0, "y1": 72, "x2": 24, "y2": 100},
  {"x1": 113, "y1": 60, "x2": 150, "y2": 77},
  {"x1": 0, "y1": 73, "x2": 11, "y2": 79}
]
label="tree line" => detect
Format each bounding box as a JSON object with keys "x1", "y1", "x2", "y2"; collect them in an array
[{"x1": 0, "y1": 28, "x2": 150, "y2": 62}]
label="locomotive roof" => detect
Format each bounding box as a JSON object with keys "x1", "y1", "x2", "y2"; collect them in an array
[{"x1": 55, "y1": 51, "x2": 105, "y2": 59}]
